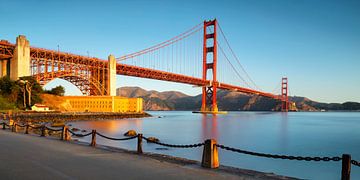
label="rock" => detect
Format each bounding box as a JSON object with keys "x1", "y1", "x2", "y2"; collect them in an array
[
  {"x1": 51, "y1": 122, "x2": 65, "y2": 127},
  {"x1": 124, "y1": 130, "x2": 137, "y2": 136},
  {"x1": 71, "y1": 128, "x2": 80, "y2": 132},
  {"x1": 146, "y1": 137, "x2": 160, "y2": 143}
]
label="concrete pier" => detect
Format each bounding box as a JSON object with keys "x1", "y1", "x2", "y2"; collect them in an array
[
  {"x1": 107, "y1": 54, "x2": 117, "y2": 96},
  {"x1": 10, "y1": 35, "x2": 30, "y2": 80},
  {"x1": 0, "y1": 59, "x2": 8, "y2": 77}
]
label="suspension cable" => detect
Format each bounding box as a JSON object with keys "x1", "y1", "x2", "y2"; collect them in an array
[
  {"x1": 117, "y1": 23, "x2": 203, "y2": 61},
  {"x1": 217, "y1": 22, "x2": 261, "y2": 91},
  {"x1": 217, "y1": 41, "x2": 253, "y2": 89}
]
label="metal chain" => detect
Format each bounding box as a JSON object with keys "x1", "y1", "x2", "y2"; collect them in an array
[
  {"x1": 68, "y1": 129, "x2": 92, "y2": 137},
  {"x1": 96, "y1": 132, "x2": 138, "y2": 141},
  {"x1": 45, "y1": 126, "x2": 63, "y2": 132},
  {"x1": 28, "y1": 125, "x2": 42, "y2": 129},
  {"x1": 142, "y1": 136, "x2": 204, "y2": 148},
  {"x1": 351, "y1": 160, "x2": 360, "y2": 167},
  {"x1": 216, "y1": 144, "x2": 341, "y2": 162},
  {"x1": 15, "y1": 124, "x2": 26, "y2": 128},
  {"x1": 1, "y1": 122, "x2": 10, "y2": 127}
]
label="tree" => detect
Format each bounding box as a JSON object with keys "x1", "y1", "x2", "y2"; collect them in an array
[
  {"x1": 45, "y1": 86, "x2": 65, "y2": 96},
  {"x1": 0, "y1": 76, "x2": 43, "y2": 110}
]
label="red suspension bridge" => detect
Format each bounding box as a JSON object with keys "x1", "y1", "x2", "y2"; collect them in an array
[{"x1": 0, "y1": 19, "x2": 289, "y2": 112}]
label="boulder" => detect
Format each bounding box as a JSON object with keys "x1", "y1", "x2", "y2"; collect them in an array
[
  {"x1": 71, "y1": 127, "x2": 80, "y2": 132},
  {"x1": 124, "y1": 130, "x2": 137, "y2": 136},
  {"x1": 146, "y1": 137, "x2": 160, "y2": 143},
  {"x1": 51, "y1": 122, "x2": 65, "y2": 127}
]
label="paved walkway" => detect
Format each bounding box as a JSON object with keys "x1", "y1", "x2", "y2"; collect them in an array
[{"x1": 0, "y1": 130, "x2": 291, "y2": 180}]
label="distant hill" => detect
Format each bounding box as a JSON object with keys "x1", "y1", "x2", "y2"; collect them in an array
[{"x1": 116, "y1": 87, "x2": 360, "y2": 111}]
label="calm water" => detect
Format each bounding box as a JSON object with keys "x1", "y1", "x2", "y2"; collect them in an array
[{"x1": 69, "y1": 111, "x2": 360, "y2": 179}]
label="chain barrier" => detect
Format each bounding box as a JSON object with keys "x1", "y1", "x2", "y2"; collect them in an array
[
  {"x1": 96, "y1": 132, "x2": 138, "y2": 141},
  {"x1": 45, "y1": 126, "x2": 63, "y2": 132},
  {"x1": 216, "y1": 144, "x2": 342, "y2": 162},
  {"x1": 142, "y1": 136, "x2": 204, "y2": 148},
  {"x1": 15, "y1": 124, "x2": 26, "y2": 128},
  {"x1": 351, "y1": 160, "x2": 360, "y2": 167},
  {"x1": 1, "y1": 122, "x2": 10, "y2": 127},
  {"x1": 68, "y1": 129, "x2": 92, "y2": 137},
  {"x1": 28, "y1": 125, "x2": 42, "y2": 129}
]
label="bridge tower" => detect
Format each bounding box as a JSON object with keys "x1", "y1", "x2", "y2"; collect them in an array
[
  {"x1": 107, "y1": 54, "x2": 117, "y2": 96},
  {"x1": 201, "y1": 19, "x2": 218, "y2": 112},
  {"x1": 10, "y1": 35, "x2": 30, "y2": 80},
  {"x1": 281, "y1": 77, "x2": 289, "y2": 112}
]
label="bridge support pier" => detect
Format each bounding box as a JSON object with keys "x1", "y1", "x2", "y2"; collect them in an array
[
  {"x1": 0, "y1": 60, "x2": 8, "y2": 77},
  {"x1": 10, "y1": 35, "x2": 30, "y2": 80},
  {"x1": 107, "y1": 54, "x2": 117, "y2": 96}
]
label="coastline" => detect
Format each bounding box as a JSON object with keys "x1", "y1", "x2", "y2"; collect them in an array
[
  {"x1": 0, "y1": 129, "x2": 296, "y2": 179},
  {"x1": 11, "y1": 112, "x2": 152, "y2": 123}
]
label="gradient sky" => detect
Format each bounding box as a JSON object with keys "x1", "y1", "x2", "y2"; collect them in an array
[{"x1": 1, "y1": 0, "x2": 359, "y2": 103}]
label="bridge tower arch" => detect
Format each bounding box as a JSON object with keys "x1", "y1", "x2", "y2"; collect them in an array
[{"x1": 201, "y1": 19, "x2": 218, "y2": 112}]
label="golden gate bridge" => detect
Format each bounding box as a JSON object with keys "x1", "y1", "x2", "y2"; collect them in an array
[{"x1": 0, "y1": 19, "x2": 289, "y2": 112}]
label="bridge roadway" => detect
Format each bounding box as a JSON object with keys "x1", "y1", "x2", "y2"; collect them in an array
[
  {"x1": 0, "y1": 130, "x2": 292, "y2": 180},
  {"x1": 0, "y1": 40, "x2": 280, "y2": 100}
]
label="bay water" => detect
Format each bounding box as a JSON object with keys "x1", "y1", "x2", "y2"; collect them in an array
[{"x1": 69, "y1": 111, "x2": 360, "y2": 179}]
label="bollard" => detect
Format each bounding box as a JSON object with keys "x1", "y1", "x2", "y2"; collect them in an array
[
  {"x1": 201, "y1": 139, "x2": 219, "y2": 168},
  {"x1": 90, "y1": 130, "x2": 96, "y2": 147},
  {"x1": 137, "y1": 134, "x2": 143, "y2": 154},
  {"x1": 64, "y1": 126, "x2": 71, "y2": 141},
  {"x1": 41, "y1": 125, "x2": 46, "y2": 137},
  {"x1": 341, "y1": 154, "x2": 351, "y2": 180},
  {"x1": 2, "y1": 123, "x2": 5, "y2": 130},
  {"x1": 25, "y1": 124, "x2": 29, "y2": 134},
  {"x1": 61, "y1": 126, "x2": 68, "y2": 140},
  {"x1": 11, "y1": 123, "x2": 16, "y2": 132}
]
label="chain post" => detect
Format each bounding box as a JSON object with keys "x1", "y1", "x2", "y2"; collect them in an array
[
  {"x1": 41, "y1": 125, "x2": 46, "y2": 137},
  {"x1": 25, "y1": 124, "x2": 29, "y2": 134},
  {"x1": 137, "y1": 134, "x2": 143, "y2": 154},
  {"x1": 90, "y1": 130, "x2": 96, "y2": 147},
  {"x1": 201, "y1": 139, "x2": 219, "y2": 168},
  {"x1": 61, "y1": 126, "x2": 68, "y2": 140},
  {"x1": 12, "y1": 123, "x2": 16, "y2": 132},
  {"x1": 341, "y1": 154, "x2": 351, "y2": 180},
  {"x1": 65, "y1": 126, "x2": 70, "y2": 141}
]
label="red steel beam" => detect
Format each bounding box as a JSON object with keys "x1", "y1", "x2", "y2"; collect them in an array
[{"x1": 0, "y1": 41, "x2": 281, "y2": 100}]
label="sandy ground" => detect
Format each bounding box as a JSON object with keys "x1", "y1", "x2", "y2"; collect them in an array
[{"x1": 0, "y1": 130, "x2": 294, "y2": 180}]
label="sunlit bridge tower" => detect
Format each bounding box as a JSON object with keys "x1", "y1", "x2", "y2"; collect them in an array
[
  {"x1": 281, "y1": 77, "x2": 289, "y2": 112},
  {"x1": 201, "y1": 19, "x2": 218, "y2": 112}
]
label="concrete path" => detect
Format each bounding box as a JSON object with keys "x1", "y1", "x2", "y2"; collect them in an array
[{"x1": 0, "y1": 130, "x2": 291, "y2": 180}]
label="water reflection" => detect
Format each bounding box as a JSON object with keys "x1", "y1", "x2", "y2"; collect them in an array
[
  {"x1": 201, "y1": 114, "x2": 218, "y2": 140},
  {"x1": 280, "y1": 112, "x2": 289, "y2": 150},
  {"x1": 71, "y1": 118, "x2": 143, "y2": 134}
]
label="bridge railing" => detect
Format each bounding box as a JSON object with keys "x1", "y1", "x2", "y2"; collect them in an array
[{"x1": 1, "y1": 121, "x2": 359, "y2": 180}]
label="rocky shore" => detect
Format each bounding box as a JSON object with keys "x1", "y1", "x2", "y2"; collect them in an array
[{"x1": 11, "y1": 112, "x2": 151, "y2": 123}]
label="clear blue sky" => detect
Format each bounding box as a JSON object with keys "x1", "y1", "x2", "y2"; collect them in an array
[{"x1": 1, "y1": 0, "x2": 359, "y2": 103}]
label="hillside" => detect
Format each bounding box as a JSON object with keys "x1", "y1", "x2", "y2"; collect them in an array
[{"x1": 116, "y1": 87, "x2": 360, "y2": 111}]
